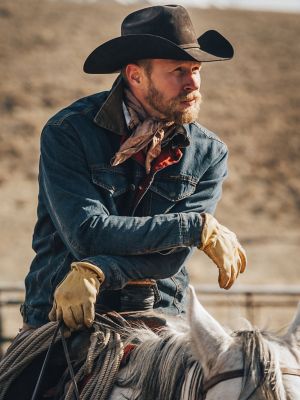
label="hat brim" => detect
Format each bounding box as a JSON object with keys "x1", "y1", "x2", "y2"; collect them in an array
[{"x1": 84, "y1": 30, "x2": 233, "y2": 74}]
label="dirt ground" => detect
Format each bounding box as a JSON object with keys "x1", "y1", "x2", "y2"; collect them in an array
[{"x1": 0, "y1": 0, "x2": 299, "y2": 334}]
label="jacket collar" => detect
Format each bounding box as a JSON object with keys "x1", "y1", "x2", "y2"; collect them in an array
[
  {"x1": 93, "y1": 74, "x2": 191, "y2": 147},
  {"x1": 93, "y1": 75, "x2": 128, "y2": 136}
]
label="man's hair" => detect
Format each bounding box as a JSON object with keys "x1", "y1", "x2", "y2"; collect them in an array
[{"x1": 121, "y1": 59, "x2": 153, "y2": 86}]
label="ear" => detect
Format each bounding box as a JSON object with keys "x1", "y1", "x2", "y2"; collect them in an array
[
  {"x1": 124, "y1": 64, "x2": 142, "y2": 87},
  {"x1": 283, "y1": 302, "x2": 300, "y2": 345},
  {"x1": 188, "y1": 286, "x2": 233, "y2": 369}
]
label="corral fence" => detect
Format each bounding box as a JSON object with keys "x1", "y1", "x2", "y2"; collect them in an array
[{"x1": 0, "y1": 283, "x2": 299, "y2": 357}]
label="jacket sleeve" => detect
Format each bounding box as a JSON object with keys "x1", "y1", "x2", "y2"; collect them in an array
[
  {"x1": 40, "y1": 122, "x2": 203, "y2": 259},
  {"x1": 83, "y1": 247, "x2": 194, "y2": 289},
  {"x1": 82, "y1": 145, "x2": 227, "y2": 287}
]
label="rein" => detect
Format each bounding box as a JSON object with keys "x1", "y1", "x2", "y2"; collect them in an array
[
  {"x1": 202, "y1": 369, "x2": 244, "y2": 395},
  {"x1": 202, "y1": 367, "x2": 300, "y2": 398},
  {"x1": 31, "y1": 321, "x2": 80, "y2": 400}
]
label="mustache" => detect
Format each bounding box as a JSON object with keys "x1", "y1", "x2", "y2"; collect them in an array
[{"x1": 178, "y1": 91, "x2": 202, "y2": 102}]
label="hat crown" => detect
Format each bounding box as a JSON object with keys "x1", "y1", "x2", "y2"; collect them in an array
[{"x1": 121, "y1": 5, "x2": 197, "y2": 46}]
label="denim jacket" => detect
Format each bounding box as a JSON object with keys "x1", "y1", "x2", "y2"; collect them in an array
[{"x1": 22, "y1": 77, "x2": 228, "y2": 327}]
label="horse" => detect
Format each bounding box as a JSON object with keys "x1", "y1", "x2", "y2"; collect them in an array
[
  {"x1": 110, "y1": 287, "x2": 300, "y2": 399},
  {"x1": 1, "y1": 286, "x2": 300, "y2": 399}
]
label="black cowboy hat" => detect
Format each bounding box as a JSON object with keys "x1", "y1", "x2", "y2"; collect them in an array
[{"x1": 84, "y1": 4, "x2": 234, "y2": 74}]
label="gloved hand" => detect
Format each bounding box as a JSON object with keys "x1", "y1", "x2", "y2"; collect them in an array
[
  {"x1": 198, "y1": 213, "x2": 247, "y2": 289},
  {"x1": 48, "y1": 262, "x2": 105, "y2": 330}
]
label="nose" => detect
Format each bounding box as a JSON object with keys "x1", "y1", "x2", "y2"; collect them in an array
[{"x1": 183, "y1": 71, "x2": 201, "y2": 92}]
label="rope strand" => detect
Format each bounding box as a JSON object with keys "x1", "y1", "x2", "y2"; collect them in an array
[
  {"x1": 0, "y1": 322, "x2": 61, "y2": 400},
  {"x1": 0, "y1": 315, "x2": 126, "y2": 400}
]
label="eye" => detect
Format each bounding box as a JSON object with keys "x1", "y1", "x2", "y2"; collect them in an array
[{"x1": 173, "y1": 67, "x2": 186, "y2": 76}]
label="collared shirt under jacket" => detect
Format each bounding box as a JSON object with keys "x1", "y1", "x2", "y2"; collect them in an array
[{"x1": 22, "y1": 77, "x2": 228, "y2": 327}]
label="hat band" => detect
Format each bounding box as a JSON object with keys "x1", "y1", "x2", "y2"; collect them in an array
[{"x1": 179, "y1": 42, "x2": 200, "y2": 50}]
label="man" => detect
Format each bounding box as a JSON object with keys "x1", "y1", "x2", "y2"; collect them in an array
[{"x1": 21, "y1": 4, "x2": 246, "y2": 332}]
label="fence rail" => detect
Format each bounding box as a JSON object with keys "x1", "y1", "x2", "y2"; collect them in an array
[
  {"x1": 194, "y1": 284, "x2": 300, "y2": 323},
  {"x1": 0, "y1": 283, "x2": 299, "y2": 356}
]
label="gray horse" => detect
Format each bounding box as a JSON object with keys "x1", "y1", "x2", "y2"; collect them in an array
[{"x1": 111, "y1": 287, "x2": 300, "y2": 399}]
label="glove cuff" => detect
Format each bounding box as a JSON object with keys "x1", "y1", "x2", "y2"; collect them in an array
[
  {"x1": 198, "y1": 213, "x2": 218, "y2": 250},
  {"x1": 71, "y1": 262, "x2": 105, "y2": 284}
]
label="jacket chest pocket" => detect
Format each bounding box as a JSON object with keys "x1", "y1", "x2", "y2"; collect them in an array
[
  {"x1": 148, "y1": 173, "x2": 197, "y2": 214},
  {"x1": 91, "y1": 164, "x2": 133, "y2": 215}
]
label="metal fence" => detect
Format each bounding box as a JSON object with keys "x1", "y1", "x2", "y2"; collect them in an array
[{"x1": 0, "y1": 283, "x2": 299, "y2": 357}]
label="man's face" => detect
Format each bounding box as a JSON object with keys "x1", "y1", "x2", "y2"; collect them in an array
[{"x1": 141, "y1": 59, "x2": 202, "y2": 124}]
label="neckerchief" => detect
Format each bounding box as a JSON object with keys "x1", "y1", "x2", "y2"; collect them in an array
[{"x1": 111, "y1": 88, "x2": 178, "y2": 174}]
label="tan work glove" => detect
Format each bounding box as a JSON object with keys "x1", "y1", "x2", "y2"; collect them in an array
[
  {"x1": 48, "y1": 262, "x2": 105, "y2": 330},
  {"x1": 199, "y1": 213, "x2": 247, "y2": 289}
]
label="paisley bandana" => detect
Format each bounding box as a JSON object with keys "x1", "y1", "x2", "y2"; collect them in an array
[{"x1": 111, "y1": 88, "x2": 178, "y2": 174}]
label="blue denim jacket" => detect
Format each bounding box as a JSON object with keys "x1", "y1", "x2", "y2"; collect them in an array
[{"x1": 22, "y1": 77, "x2": 228, "y2": 327}]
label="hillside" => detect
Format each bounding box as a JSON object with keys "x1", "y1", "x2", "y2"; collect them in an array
[{"x1": 0, "y1": 0, "x2": 299, "y2": 290}]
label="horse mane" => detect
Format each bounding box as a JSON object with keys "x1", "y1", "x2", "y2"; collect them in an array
[
  {"x1": 234, "y1": 329, "x2": 288, "y2": 400},
  {"x1": 117, "y1": 319, "x2": 204, "y2": 400},
  {"x1": 115, "y1": 319, "x2": 293, "y2": 400}
]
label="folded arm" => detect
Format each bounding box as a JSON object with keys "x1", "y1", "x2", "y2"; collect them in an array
[{"x1": 41, "y1": 122, "x2": 204, "y2": 259}]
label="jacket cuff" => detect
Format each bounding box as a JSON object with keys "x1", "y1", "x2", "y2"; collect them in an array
[{"x1": 179, "y1": 212, "x2": 203, "y2": 248}]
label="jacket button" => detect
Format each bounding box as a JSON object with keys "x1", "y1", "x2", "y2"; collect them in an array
[{"x1": 130, "y1": 184, "x2": 136, "y2": 191}]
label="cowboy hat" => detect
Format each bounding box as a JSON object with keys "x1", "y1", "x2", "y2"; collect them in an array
[{"x1": 84, "y1": 4, "x2": 234, "y2": 74}]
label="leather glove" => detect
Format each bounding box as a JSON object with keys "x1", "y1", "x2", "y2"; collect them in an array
[
  {"x1": 48, "y1": 262, "x2": 105, "y2": 330},
  {"x1": 198, "y1": 213, "x2": 247, "y2": 289}
]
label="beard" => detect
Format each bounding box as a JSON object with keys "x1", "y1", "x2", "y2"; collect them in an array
[{"x1": 145, "y1": 79, "x2": 202, "y2": 124}]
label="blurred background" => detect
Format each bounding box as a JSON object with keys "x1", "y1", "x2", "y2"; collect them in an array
[{"x1": 0, "y1": 0, "x2": 299, "y2": 350}]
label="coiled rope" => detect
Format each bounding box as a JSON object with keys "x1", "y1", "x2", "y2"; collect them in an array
[
  {"x1": 65, "y1": 325, "x2": 124, "y2": 400},
  {"x1": 0, "y1": 322, "x2": 62, "y2": 399},
  {"x1": 0, "y1": 318, "x2": 125, "y2": 400}
]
